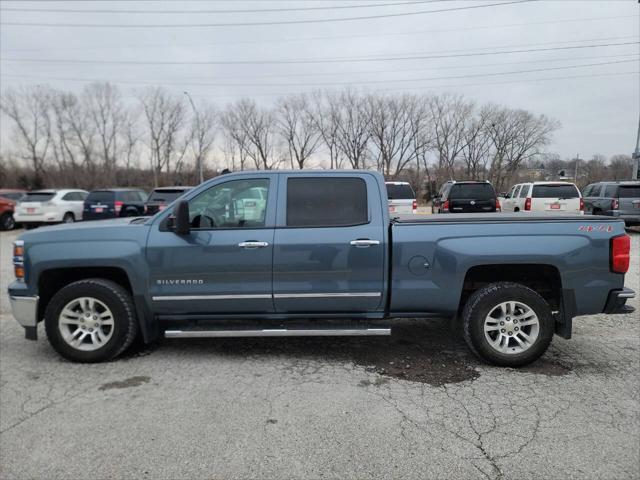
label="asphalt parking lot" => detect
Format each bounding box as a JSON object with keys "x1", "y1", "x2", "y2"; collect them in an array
[{"x1": 1, "y1": 228, "x2": 638, "y2": 480}]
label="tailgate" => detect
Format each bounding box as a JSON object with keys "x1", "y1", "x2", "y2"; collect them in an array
[
  {"x1": 532, "y1": 197, "x2": 581, "y2": 213},
  {"x1": 388, "y1": 199, "x2": 414, "y2": 214},
  {"x1": 18, "y1": 202, "x2": 44, "y2": 215}
]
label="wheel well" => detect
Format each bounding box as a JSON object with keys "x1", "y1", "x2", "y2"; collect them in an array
[
  {"x1": 460, "y1": 264, "x2": 562, "y2": 312},
  {"x1": 37, "y1": 267, "x2": 132, "y2": 321},
  {"x1": 64, "y1": 211, "x2": 75, "y2": 218}
]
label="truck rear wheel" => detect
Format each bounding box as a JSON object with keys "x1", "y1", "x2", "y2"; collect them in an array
[
  {"x1": 44, "y1": 279, "x2": 138, "y2": 363},
  {"x1": 462, "y1": 282, "x2": 554, "y2": 367}
]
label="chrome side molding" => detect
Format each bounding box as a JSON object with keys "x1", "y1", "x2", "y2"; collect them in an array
[{"x1": 164, "y1": 328, "x2": 391, "y2": 338}]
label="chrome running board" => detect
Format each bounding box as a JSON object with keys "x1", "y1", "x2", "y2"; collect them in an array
[{"x1": 164, "y1": 328, "x2": 391, "y2": 338}]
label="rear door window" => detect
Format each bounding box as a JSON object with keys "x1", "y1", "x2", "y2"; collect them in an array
[
  {"x1": 603, "y1": 185, "x2": 618, "y2": 198},
  {"x1": 518, "y1": 185, "x2": 529, "y2": 198},
  {"x1": 531, "y1": 184, "x2": 579, "y2": 198},
  {"x1": 449, "y1": 183, "x2": 496, "y2": 200},
  {"x1": 386, "y1": 184, "x2": 415, "y2": 200},
  {"x1": 286, "y1": 177, "x2": 368, "y2": 227}
]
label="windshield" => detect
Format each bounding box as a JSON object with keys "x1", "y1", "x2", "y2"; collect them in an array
[
  {"x1": 618, "y1": 185, "x2": 640, "y2": 198},
  {"x1": 449, "y1": 183, "x2": 496, "y2": 200},
  {"x1": 532, "y1": 184, "x2": 579, "y2": 198},
  {"x1": 86, "y1": 191, "x2": 115, "y2": 203},
  {"x1": 148, "y1": 189, "x2": 188, "y2": 203},
  {"x1": 386, "y1": 184, "x2": 415, "y2": 200},
  {"x1": 22, "y1": 192, "x2": 55, "y2": 202}
]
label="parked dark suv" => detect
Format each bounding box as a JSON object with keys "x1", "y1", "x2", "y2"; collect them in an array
[
  {"x1": 83, "y1": 188, "x2": 147, "y2": 221},
  {"x1": 144, "y1": 186, "x2": 192, "y2": 215},
  {"x1": 583, "y1": 181, "x2": 640, "y2": 226},
  {"x1": 432, "y1": 180, "x2": 500, "y2": 214}
]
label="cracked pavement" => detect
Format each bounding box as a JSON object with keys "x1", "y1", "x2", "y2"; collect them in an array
[{"x1": 1, "y1": 228, "x2": 638, "y2": 479}]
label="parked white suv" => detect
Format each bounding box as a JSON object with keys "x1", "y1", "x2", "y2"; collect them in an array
[
  {"x1": 502, "y1": 182, "x2": 583, "y2": 214},
  {"x1": 14, "y1": 189, "x2": 88, "y2": 228},
  {"x1": 385, "y1": 181, "x2": 417, "y2": 215}
]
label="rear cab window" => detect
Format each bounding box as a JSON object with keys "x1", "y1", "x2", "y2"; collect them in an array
[
  {"x1": 286, "y1": 177, "x2": 368, "y2": 227},
  {"x1": 449, "y1": 183, "x2": 496, "y2": 200},
  {"x1": 531, "y1": 184, "x2": 580, "y2": 198}
]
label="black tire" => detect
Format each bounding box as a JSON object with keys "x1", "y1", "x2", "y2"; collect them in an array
[
  {"x1": 44, "y1": 278, "x2": 138, "y2": 363},
  {"x1": 0, "y1": 212, "x2": 15, "y2": 231},
  {"x1": 462, "y1": 282, "x2": 554, "y2": 367},
  {"x1": 62, "y1": 212, "x2": 75, "y2": 223}
]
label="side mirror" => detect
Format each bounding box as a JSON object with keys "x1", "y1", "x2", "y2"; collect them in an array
[{"x1": 173, "y1": 200, "x2": 190, "y2": 235}]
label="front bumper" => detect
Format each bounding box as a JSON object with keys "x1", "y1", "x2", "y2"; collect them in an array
[
  {"x1": 603, "y1": 288, "x2": 636, "y2": 314},
  {"x1": 9, "y1": 295, "x2": 38, "y2": 327}
]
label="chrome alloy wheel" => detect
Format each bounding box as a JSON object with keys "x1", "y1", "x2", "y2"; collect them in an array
[
  {"x1": 58, "y1": 297, "x2": 114, "y2": 351},
  {"x1": 484, "y1": 301, "x2": 540, "y2": 355}
]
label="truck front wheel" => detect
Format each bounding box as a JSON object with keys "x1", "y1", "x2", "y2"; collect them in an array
[
  {"x1": 44, "y1": 279, "x2": 138, "y2": 363},
  {"x1": 462, "y1": 282, "x2": 554, "y2": 367}
]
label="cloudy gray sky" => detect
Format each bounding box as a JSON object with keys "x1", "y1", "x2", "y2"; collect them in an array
[{"x1": 1, "y1": 0, "x2": 638, "y2": 159}]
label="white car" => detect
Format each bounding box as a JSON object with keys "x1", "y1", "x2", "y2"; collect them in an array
[
  {"x1": 14, "y1": 189, "x2": 89, "y2": 228},
  {"x1": 385, "y1": 181, "x2": 417, "y2": 215},
  {"x1": 502, "y1": 182, "x2": 583, "y2": 214}
]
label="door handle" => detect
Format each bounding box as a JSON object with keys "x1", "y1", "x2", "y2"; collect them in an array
[
  {"x1": 350, "y1": 239, "x2": 380, "y2": 247},
  {"x1": 238, "y1": 241, "x2": 269, "y2": 249}
]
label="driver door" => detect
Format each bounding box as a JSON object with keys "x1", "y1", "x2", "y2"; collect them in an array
[{"x1": 146, "y1": 175, "x2": 277, "y2": 315}]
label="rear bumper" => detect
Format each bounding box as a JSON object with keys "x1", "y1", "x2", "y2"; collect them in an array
[
  {"x1": 14, "y1": 212, "x2": 63, "y2": 223},
  {"x1": 603, "y1": 288, "x2": 636, "y2": 314}
]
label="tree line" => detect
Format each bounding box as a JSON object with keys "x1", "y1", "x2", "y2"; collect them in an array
[{"x1": 0, "y1": 82, "x2": 629, "y2": 194}]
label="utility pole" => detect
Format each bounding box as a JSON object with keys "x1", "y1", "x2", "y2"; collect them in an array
[
  {"x1": 633, "y1": 113, "x2": 640, "y2": 180},
  {"x1": 183, "y1": 91, "x2": 204, "y2": 184},
  {"x1": 574, "y1": 153, "x2": 580, "y2": 182}
]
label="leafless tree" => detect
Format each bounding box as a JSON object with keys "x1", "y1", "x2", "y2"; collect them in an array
[
  {"x1": 1, "y1": 86, "x2": 52, "y2": 186},
  {"x1": 309, "y1": 90, "x2": 343, "y2": 169},
  {"x1": 461, "y1": 105, "x2": 493, "y2": 180},
  {"x1": 429, "y1": 93, "x2": 475, "y2": 181},
  {"x1": 330, "y1": 89, "x2": 371, "y2": 169},
  {"x1": 488, "y1": 106, "x2": 560, "y2": 190},
  {"x1": 187, "y1": 101, "x2": 217, "y2": 181},
  {"x1": 223, "y1": 99, "x2": 279, "y2": 170},
  {"x1": 276, "y1": 93, "x2": 321, "y2": 169},
  {"x1": 138, "y1": 87, "x2": 186, "y2": 186},
  {"x1": 367, "y1": 93, "x2": 431, "y2": 178},
  {"x1": 84, "y1": 82, "x2": 125, "y2": 184}
]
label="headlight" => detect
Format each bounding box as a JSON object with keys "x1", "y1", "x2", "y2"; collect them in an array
[{"x1": 13, "y1": 240, "x2": 25, "y2": 282}]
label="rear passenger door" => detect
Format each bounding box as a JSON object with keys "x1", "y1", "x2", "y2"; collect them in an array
[{"x1": 273, "y1": 174, "x2": 385, "y2": 313}]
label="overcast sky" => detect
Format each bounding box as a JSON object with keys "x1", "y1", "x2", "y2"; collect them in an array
[{"x1": 1, "y1": 0, "x2": 638, "y2": 159}]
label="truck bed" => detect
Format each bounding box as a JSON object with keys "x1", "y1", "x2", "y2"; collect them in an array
[{"x1": 393, "y1": 213, "x2": 618, "y2": 223}]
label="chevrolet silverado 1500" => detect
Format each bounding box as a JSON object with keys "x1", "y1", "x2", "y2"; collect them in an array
[{"x1": 8, "y1": 171, "x2": 634, "y2": 366}]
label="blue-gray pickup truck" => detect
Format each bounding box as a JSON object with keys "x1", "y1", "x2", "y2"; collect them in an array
[{"x1": 8, "y1": 170, "x2": 635, "y2": 367}]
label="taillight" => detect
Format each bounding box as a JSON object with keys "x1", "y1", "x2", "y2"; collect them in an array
[
  {"x1": 579, "y1": 198, "x2": 584, "y2": 212},
  {"x1": 115, "y1": 201, "x2": 123, "y2": 214},
  {"x1": 524, "y1": 198, "x2": 532, "y2": 211},
  {"x1": 611, "y1": 234, "x2": 630, "y2": 273},
  {"x1": 495, "y1": 198, "x2": 501, "y2": 212},
  {"x1": 611, "y1": 198, "x2": 619, "y2": 210},
  {"x1": 442, "y1": 200, "x2": 450, "y2": 212},
  {"x1": 412, "y1": 200, "x2": 417, "y2": 213}
]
